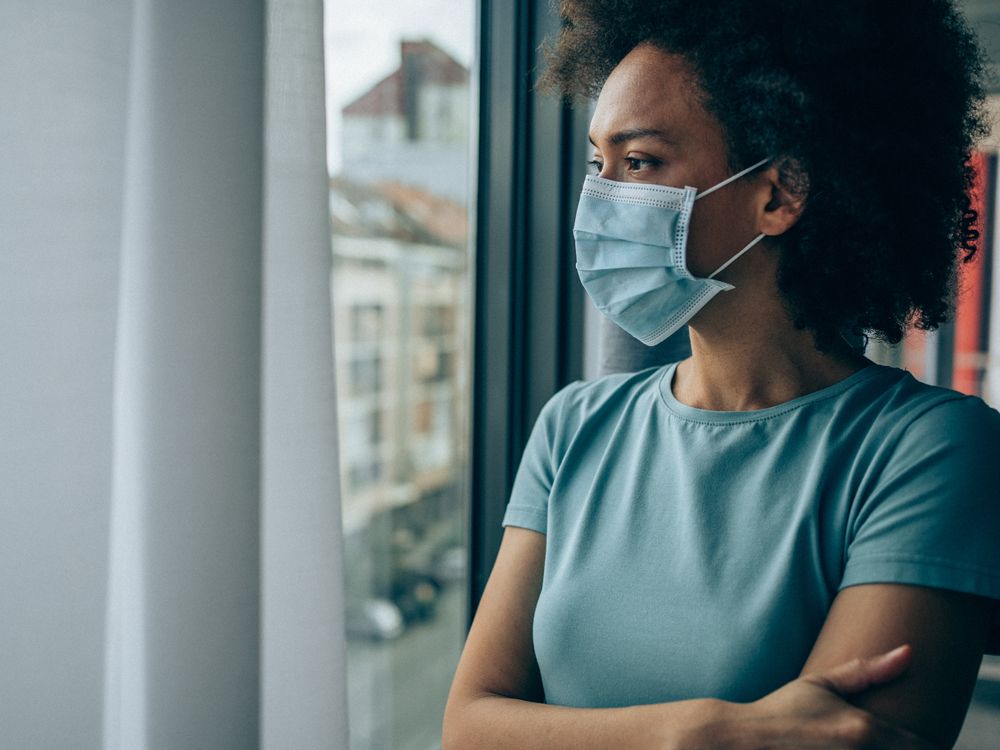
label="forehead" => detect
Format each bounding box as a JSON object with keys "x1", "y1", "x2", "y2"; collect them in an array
[{"x1": 589, "y1": 45, "x2": 720, "y2": 147}]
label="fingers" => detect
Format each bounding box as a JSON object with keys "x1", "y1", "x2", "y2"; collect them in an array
[{"x1": 806, "y1": 644, "x2": 912, "y2": 696}]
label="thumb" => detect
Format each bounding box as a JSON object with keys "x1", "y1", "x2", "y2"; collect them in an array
[{"x1": 806, "y1": 644, "x2": 912, "y2": 696}]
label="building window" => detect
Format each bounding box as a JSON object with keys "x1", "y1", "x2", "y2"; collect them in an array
[{"x1": 349, "y1": 354, "x2": 383, "y2": 396}]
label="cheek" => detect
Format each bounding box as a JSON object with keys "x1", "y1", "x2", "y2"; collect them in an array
[
  {"x1": 685, "y1": 198, "x2": 758, "y2": 277},
  {"x1": 684, "y1": 204, "x2": 731, "y2": 276}
]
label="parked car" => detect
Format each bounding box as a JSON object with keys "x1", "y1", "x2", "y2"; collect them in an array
[
  {"x1": 390, "y1": 567, "x2": 443, "y2": 624},
  {"x1": 345, "y1": 597, "x2": 405, "y2": 641}
]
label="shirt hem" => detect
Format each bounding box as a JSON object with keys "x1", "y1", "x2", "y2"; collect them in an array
[
  {"x1": 840, "y1": 556, "x2": 1000, "y2": 602},
  {"x1": 501, "y1": 504, "x2": 547, "y2": 534}
]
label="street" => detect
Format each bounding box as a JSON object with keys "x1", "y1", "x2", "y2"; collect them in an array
[{"x1": 347, "y1": 584, "x2": 465, "y2": 750}]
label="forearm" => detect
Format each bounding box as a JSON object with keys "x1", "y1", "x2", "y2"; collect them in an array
[{"x1": 442, "y1": 692, "x2": 731, "y2": 750}]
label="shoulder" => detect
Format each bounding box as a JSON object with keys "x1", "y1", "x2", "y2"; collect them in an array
[
  {"x1": 830, "y1": 365, "x2": 1000, "y2": 453},
  {"x1": 850, "y1": 368, "x2": 1000, "y2": 500},
  {"x1": 862, "y1": 367, "x2": 1000, "y2": 453},
  {"x1": 545, "y1": 364, "x2": 669, "y2": 413},
  {"x1": 537, "y1": 365, "x2": 668, "y2": 433},
  {"x1": 839, "y1": 372, "x2": 1000, "y2": 631}
]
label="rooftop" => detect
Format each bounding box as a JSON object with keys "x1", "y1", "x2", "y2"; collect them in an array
[{"x1": 343, "y1": 39, "x2": 469, "y2": 118}]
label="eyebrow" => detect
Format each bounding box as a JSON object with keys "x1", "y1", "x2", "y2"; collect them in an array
[{"x1": 588, "y1": 128, "x2": 677, "y2": 147}]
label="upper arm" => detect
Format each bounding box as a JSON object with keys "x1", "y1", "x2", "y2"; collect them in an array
[
  {"x1": 800, "y1": 582, "x2": 992, "y2": 749},
  {"x1": 445, "y1": 525, "x2": 547, "y2": 709}
]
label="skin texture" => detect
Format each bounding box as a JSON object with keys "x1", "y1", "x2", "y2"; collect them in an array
[{"x1": 444, "y1": 44, "x2": 992, "y2": 750}]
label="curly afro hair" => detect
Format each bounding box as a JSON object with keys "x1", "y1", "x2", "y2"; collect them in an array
[{"x1": 542, "y1": 0, "x2": 990, "y2": 350}]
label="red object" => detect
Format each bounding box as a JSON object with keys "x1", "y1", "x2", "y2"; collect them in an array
[{"x1": 952, "y1": 151, "x2": 992, "y2": 396}]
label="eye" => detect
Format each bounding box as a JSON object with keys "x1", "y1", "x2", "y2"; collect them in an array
[
  {"x1": 625, "y1": 156, "x2": 660, "y2": 172},
  {"x1": 587, "y1": 159, "x2": 603, "y2": 175}
]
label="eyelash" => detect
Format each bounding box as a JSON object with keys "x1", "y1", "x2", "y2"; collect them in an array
[{"x1": 587, "y1": 157, "x2": 662, "y2": 175}]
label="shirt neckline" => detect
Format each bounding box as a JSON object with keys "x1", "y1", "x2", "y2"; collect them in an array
[{"x1": 656, "y1": 360, "x2": 898, "y2": 425}]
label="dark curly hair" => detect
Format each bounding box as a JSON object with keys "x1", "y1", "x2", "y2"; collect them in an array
[{"x1": 542, "y1": 0, "x2": 990, "y2": 350}]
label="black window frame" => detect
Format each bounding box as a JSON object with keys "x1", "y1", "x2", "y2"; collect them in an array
[{"x1": 468, "y1": 0, "x2": 589, "y2": 621}]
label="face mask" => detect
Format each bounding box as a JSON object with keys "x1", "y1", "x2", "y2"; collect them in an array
[{"x1": 574, "y1": 157, "x2": 770, "y2": 346}]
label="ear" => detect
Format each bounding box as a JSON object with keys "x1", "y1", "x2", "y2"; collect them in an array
[{"x1": 757, "y1": 161, "x2": 808, "y2": 237}]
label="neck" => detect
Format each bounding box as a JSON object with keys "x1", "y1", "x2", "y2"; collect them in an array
[{"x1": 672, "y1": 293, "x2": 870, "y2": 412}]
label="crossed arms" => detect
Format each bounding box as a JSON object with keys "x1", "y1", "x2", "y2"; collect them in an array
[{"x1": 443, "y1": 526, "x2": 991, "y2": 750}]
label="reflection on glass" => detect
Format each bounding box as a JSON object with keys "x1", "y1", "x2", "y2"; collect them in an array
[{"x1": 325, "y1": 6, "x2": 474, "y2": 748}]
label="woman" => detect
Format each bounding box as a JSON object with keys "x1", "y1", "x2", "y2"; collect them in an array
[{"x1": 444, "y1": 1, "x2": 1000, "y2": 747}]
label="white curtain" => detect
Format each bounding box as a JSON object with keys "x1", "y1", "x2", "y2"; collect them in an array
[{"x1": 0, "y1": 1, "x2": 349, "y2": 748}]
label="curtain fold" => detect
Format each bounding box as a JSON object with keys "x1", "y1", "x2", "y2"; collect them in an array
[
  {"x1": 261, "y1": 1, "x2": 350, "y2": 747},
  {"x1": 0, "y1": 3, "x2": 131, "y2": 747},
  {"x1": 103, "y1": 1, "x2": 266, "y2": 747},
  {"x1": 1, "y1": 1, "x2": 347, "y2": 748}
]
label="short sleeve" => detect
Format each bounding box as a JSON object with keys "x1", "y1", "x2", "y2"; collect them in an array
[
  {"x1": 500, "y1": 383, "x2": 580, "y2": 534},
  {"x1": 841, "y1": 395, "x2": 1000, "y2": 649}
]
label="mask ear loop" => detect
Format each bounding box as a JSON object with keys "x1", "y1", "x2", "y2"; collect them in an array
[
  {"x1": 696, "y1": 157, "x2": 772, "y2": 280},
  {"x1": 694, "y1": 157, "x2": 771, "y2": 202},
  {"x1": 707, "y1": 233, "x2": 766, "y2": 279}
]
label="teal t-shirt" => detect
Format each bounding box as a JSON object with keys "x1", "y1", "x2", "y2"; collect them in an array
[{"x1": 501, "y1": 362, "x2": 1000, "y2": 708}]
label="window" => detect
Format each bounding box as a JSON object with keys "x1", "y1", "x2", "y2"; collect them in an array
[
  {"x1": 325, "y1": 4, "x2": 475, "y2": 748},
  {"x1": 352, "y1": 303, "x2": 386, "y2": 343}
]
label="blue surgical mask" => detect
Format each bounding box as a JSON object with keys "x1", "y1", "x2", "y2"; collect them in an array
[{"x1": 574, "y1": 157, "x2": 770, "y2": 346}]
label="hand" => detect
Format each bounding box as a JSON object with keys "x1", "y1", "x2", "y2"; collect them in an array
[{"x1": 688, "y1": 645, "x2": 940, "y2": 749}]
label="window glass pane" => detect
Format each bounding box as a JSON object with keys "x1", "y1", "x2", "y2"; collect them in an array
[{"x1": 324, "y1": 4, "x2": 475, "y2": 748}]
